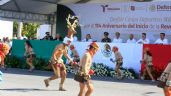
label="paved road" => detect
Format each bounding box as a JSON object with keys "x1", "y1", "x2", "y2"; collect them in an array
[{"x1": 0, "y1": 68, "x2": 164, "y2": 96}]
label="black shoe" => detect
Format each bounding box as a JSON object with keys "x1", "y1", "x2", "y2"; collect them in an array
[
  {"x1": 44, "y1": 79, "x2": 49, "y2": 87},
  {"x1": 59, "y1": 87, "x2": 66, "y2": 91}
]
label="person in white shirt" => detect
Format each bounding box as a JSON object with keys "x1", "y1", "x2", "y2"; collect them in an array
[
  {"x1": 137, "y1": 33, "x2": 150, "y2": 44},
  {"x1": 155, "y1": 33, "x2": 168, "y2": 44},
  {"x1": 20, "y1": 34, "x2": 28, "y2": 40},
  {"x1": 126, "y1": 34, "x2": 136, "y2": 43},
  {"x1": 112, "y1": 32, "x2": 123, "y2": 43},
  {"x1": 73, "y1": 35, "x2": 78, "y2": 42},
  {"x1": 82, "y1": 34, "x2": 93, "y2": 42},
  {"x1": 13, "y1": 34, "x2": 17, "y2": 39}
]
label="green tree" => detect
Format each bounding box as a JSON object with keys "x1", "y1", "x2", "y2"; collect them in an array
[
  {"x1": 13, "y1": 21, "x2": 40, "y2": 39},
  {"x1": 22, "y1": 23, "x2": 40, "y2": 39},
  {"x1": 13, "y1": 21, "x2": 18, "y2": 35}
]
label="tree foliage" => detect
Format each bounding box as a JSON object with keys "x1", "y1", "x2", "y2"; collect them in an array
[
  {"x1": 13, "y1": 21, "x2": 18, "y2": 35},
  {"x1": 13, "y1": 21, "x2": 40, "y2": 39},
  {"x1": 22, "y1": 23, "x2": 39, "y2": 39}
]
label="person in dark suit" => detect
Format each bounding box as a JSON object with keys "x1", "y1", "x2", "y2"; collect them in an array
[
  {"x1": 42, "y1": 32, "x2": 53, "y2": 40},
  {"x1": 101, "y1": 32, "x2": 111, "y2": 43}
]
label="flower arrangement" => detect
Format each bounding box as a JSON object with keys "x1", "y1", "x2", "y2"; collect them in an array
[
  {"x1": 4, "y1": 55, "x2": 138, "y2": 79},
  {"x1": 66, "y1": 63, "x2": 138, "y2": 79},
  {"x1": 5, "y1": 55, "x2": 49, "y2": 70},
  {"x1": 5, "y1": 55, "x2": 23, "y2": 68}
]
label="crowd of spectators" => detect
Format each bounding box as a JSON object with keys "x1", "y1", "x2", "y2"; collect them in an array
[
  {"x1": 79, "y1": 32, "x2": 170, "y2": 45},
  {"x1": 1, "y1": 31, "x2": 170, "y2": 45},
  {"x1": 0, "y1": 37, "x2": 12, "y2": 49}
]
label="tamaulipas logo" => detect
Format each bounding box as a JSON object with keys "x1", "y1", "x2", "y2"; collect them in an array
[
  {"x1": 101, "y1": 5, "x2": 120, "y2": 13},
  {"x1": 101, "y1": 43, "x2": 112, "y2": 57}
]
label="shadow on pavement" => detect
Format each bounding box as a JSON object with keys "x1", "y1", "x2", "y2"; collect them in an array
[
  {"x1": 142, "y1": 92, "x2": 157, "y2": 96},
  {"x1": 1, "y1": 68, "x2": 158, "y2": 86},
  {"x1": 0, "y1": 88, "x2": 57, "y2": 92}
]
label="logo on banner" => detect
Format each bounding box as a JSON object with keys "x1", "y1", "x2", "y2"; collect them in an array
[
  {"x1": 149, "y1": 4, "x2": 156, "y2": 12},
  {"x1": 101, "y1": 5, "x2": 120, "y2": 13},
  {"x1": 130, "y1": 6, "x2": 135, "y2": 11},
  {"x1": 101, "y1": 5, "x2": 108, "y2": 12},
  {"x1": 129, "y1": 5, "x2": 146, "y2": 11},
  {"x1": 157, "y1": 5, "x2": 171, "y2": 11},
  {"x1": 149, "y1": 4, "x2": 171, "y2": 12},
  {"x1": 101, "y1": 43, "x2": 112, "y2": 57}
]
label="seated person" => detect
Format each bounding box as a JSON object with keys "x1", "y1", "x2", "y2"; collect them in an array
[
  {"x1": 82, "y1": 34, "x2": 93, "y2": 42},
  {"x1": 155, "y1": 33, "x2": 168, "y2": 44},
  {"x1": 101, "y1": 32, "x2": 111, "y2": 43},
  {"x1": 137, "y1": 33, "x2": 150, "y2": 44},
  {"x1": 126, "y1": 34, "x2": 136, "y2": 43},
  {"x1": 42, "y1": 32, "x2": 53, "y2": 40},
  {"x1": 112, "y1": 32, "x2": 123, "y2": 43},
  {"x1": 13, "y1": 34, "x2": 17, "y2": 39},
  {"x1": 54, "y1": 33, "x2": 63, "y2": 41},
  {"x1": 20, "y1": 34, "x2": 28, "y2": 40},
  {"x1": 73, "y1": 35, "x2": 78, "y2": 42}
]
